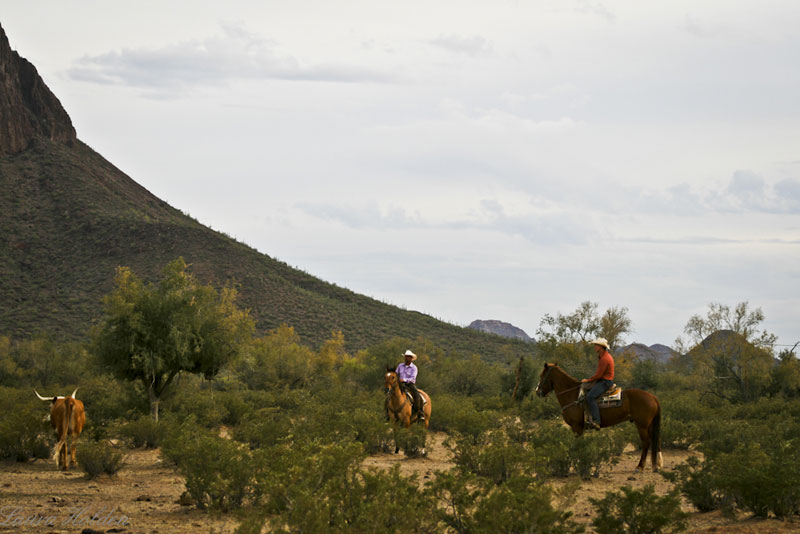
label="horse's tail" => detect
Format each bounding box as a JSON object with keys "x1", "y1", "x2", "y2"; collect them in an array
[{"x1": 651, "y1": 401, "x2": 662, "y2": 469}]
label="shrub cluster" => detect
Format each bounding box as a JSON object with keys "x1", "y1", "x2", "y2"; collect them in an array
[{"x1": 76, "y1": 441, "x2": 126, "y2": 478}]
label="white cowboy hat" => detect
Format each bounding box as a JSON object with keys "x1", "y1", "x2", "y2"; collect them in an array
[
  {"x1": 403, "y1": 350, "x2": 417, "y2": 361},
  {"x1": 590, "y1": 338, "x2": 610, "y2": 350}
]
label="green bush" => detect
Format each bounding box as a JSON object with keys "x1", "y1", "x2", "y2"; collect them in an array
[
  {"x1": 394, "y1": 424, "x2": 429, "y2": 458},
  {"x1": 429, "y1": 394, "x2": 498, "y2": 437},
  {"x1": 447, "y1": 429, "x2": 539, "y2": 484},
  {"x1": 232, "y1": 407, "x2": 293, "y2": 449},
  {"x1": 659, "y1": 416, "x2": 702, "y2": 450},
  {"x1": 590, "y1": 484, "x2": 688, "y2": 534},
  {"x1": 162, "y1": 385, "x2": 228, "y2": 429},
  {"x1": 426, "y1": 471, "x2": 583, "y2": 534},
  {"x1": 118, "y1": 415, "x2": 163, "y2": 448},
  {"x1": 661, "y1": 456, "x2": 719, "y2": 512},
  {"x1": 0, "y1": 387, "x2": 51, "y2": 461},
  {"x1": 161, "y1": 420, "x2": 255, "y2": 511},
  {"x1": 349, "y1": 407, "x2": 394, "y2": 454},
  {"x1": 713, "y1": 440, "x2": 800, "y2": 518},
  {"x1": 528, "y1": 421, "x2": 627, "y2": 478},
  {"x1": 76, "y1": 441, "x2": 126, "y2": 478}
]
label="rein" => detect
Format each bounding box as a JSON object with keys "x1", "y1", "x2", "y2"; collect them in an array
[
  {"x1": 539, "y1": 366, "x2": 582, "y2": 412},
  {"x1": 385, "y1": 381, "x2": 409, "y2": 416}
]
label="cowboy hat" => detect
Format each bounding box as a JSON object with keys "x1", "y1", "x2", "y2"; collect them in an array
[
  {"x1": 403, "y1": 349, "x2": 417, "y2": 361},
  {"x1": 590, "y1": 338, "x2": 610, "y2": 350}
]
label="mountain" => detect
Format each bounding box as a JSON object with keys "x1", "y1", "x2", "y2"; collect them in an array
[
  {"x1": 0, "y1": 23, "x2": 534, "y2": 361},
  {"x1": 616, "y1": 343, "x2": 677, "y2": 364},
  {"x1": 468, "y1": 320, "x2": 533, "y2": 342}
]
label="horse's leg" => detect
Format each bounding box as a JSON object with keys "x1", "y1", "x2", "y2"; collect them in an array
[{"x1": 635, "y1": 424, "x2": 650, "y2": 472}]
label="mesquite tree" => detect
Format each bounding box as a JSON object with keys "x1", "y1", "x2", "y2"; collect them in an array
[{"x1": 92, "y1": 258, "x2": 254, "y2": 421}]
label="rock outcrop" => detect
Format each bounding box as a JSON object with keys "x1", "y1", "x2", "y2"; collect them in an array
[
  {"x1": 468, "y1": 319, "x2": 533, "y2": 342},
  {"x1": 0, "y1": 23, "x2": 76, "y2": 155}
]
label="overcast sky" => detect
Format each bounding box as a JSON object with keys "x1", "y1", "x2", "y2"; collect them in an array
[{"x1": 3, "y1": 1, "x2": 799, "y2": 348}]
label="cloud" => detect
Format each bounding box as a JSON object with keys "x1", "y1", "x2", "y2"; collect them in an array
[
  {"x1": 573, "y1": 1, "x2": 616, "y2": 23},
  {"x1": 296, "y1": 197, "x2": 591, "y2": 246},
  {"x1": 429, "y1": 34, "x2": 493, "y2": 57},
  {"x1": 66, "y1": 23, "x2": 393, "y2": 94},
  {"x1": 774, "y1": 178, "x2": 800, "y2": 213},
  {"x1": 626, "y1": 173, "x2": 800, "y2": 215}
]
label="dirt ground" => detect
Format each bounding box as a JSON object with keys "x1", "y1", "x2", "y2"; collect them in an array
[{"x1": 1, "y1": 435, "x2": 798, "y2": 533}]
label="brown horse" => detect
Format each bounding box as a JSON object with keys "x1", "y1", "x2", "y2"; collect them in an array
[
  {"x1": 535, "y1": 363, "x2": 662, "y2": 472},
  {"x1": 384, "y1": 368, "x2": 432, "y2": 453}
]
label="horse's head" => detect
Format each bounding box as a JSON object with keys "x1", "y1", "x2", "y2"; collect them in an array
[
  {"x1": 535, "y1": 363, "x2": 556, "y2": 397},
  {"x1": 384, "y1": 367, "x2": 398, "y2": 394}
]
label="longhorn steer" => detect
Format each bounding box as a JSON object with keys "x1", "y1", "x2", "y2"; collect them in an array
[{"x1": 34, "y1": 388, "x2": 85, "y2": 470}]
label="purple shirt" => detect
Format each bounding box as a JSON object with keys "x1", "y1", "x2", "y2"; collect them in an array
[{"x1": 396, "y1": 362, "x2": 418, "y2": 384}]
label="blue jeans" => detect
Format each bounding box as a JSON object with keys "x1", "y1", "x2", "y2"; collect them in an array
[{"x1": 586, "y1": 379, "x2": 613, "y2": 423}]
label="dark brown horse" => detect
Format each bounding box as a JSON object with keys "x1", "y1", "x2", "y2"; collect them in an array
[
  {"x1": 384, "y1": 368, "x2": 431, "y2": 453},
  {"x1": 535, "y1": 363, "x2": 662, "y2": 471}
]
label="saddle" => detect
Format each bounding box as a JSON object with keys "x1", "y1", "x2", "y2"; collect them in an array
[
  {"x1": 578, "y1": 384, "x2": 623, "y2": 408},
  {"x1": 399, "y1": 384, "x2": 427, "y2": 411}
]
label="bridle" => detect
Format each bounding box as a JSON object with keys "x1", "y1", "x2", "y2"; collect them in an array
[
  {"x1": 384, "y1": 372, "x2": 410, "y2": 416},
  {"x1": 536, "y1": 365, "x2": 582, "y2": 412}
]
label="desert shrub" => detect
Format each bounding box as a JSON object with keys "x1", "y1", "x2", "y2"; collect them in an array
[
  {"x1": 528, "y1": 421, "x2": 627, "y2": 478},
  {"x1": 426, "y1": 471, "x2": 583, "y2": 534},
  {"x1": 668, "y1": 425, "x2": 800, "y2": 518},
  {"x1": 0, "y1": 388, "x2": 51, "y2": 461},
  {"x1": 76, "y1": 441, "x2": 126, "y2": 478},
  {"x1": 590, "y1": 484, "x2": 688, "y2": 534},
  {"x1": 568, "y1": 427, "x2": 627, "y2": 478},
  {"x1": 117, "y1": 414, "x2": 163, "y2": 448},
  {"x1": 243, "y1": 459, "x2": 438, "y2": 533},
  {"x1": 439, "y1": 354, "x2": 503, "y2": 397},
  {"x1": 713, "y1": 440, "x2": 800, "y2": 518},
  {"x1": 162, "y1": 385, "x2": 228, "y2": 429},
  {"x1": 661, "y1": 456, "x2": 719, "y2": 512},
  {"x1": 630, "y1": 358, "x2": 661, "y2": 390},
  {"x1": 659, "y1": 416, "x2": 702, "y2": 450},
  {"x1": 161, "y1": 419, "x2": 255, "y2": 511},
  {"x1": 232, "y1": 407, "x2": 293, "y2": 449},
  {"x1": 517, "y1": 394, "x2": 563, "y2": 421},
  {"x1": 350, "y1": 407, "x2": 394, "y2": 454},
  {"x1": 78, "y1": 375, "x2": 145, "y2": 439},
  {"x1": 447, "y1": 428, "x2": 539, "y2": 484},
  {"x1": 394, "y1": 424, "x2": 429, "y2": 458},
  {"x1": 429, "y1": 394, "x2": 498, "y2": 437},
  {"x1": 218, "y1": 390, "x2": 254, "y2": 426}
]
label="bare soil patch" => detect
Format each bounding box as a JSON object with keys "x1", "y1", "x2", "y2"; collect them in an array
[{"x1": 1, "y1": 438, "x2": 798, "y2": 533}]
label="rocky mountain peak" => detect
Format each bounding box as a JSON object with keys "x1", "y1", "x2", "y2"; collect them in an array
[
  {"x1": 468, "y1": 319, "x2": 533, "y2": 342},
  {"x1": 0, "y1": 23, "x2": 76, "y2": 155}
]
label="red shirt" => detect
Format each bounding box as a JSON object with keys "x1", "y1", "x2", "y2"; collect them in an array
[{"x1": 588, "y1": 350, "x2": 614, "y2": 381}]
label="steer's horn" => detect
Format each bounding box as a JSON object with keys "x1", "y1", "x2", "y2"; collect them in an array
[
  {"x1": 70, "y1": 388, "x2": 79, "y2": 399},
  {"x1": 34, "y1": 389, "x2": 51, "y2": 401}
]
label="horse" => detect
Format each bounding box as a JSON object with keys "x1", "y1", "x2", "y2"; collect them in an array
[
  {"x1": 535, "y1": 363, "x2": 663, "y2": 472},
  {"x1": 384, "y1": 367, "x2": 432, "y2": 454}
]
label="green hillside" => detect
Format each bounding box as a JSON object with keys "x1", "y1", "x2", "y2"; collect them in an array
[{"x1": 0, "y1": 137, "x2": 532, "y2": 360}]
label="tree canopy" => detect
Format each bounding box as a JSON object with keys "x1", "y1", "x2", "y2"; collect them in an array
[{"x1": 92, "y1": 258, "x2": 254, "y2": 420}]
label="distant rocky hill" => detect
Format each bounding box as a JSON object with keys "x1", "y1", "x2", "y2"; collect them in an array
[
  {"x1": 468, "y1": 320, "x2": 533, "y2": 342},
  {"x1": 616, "y1": 343, "x2": 678, "y2": 364},
  {"x1": 0, "y1": 22, "x2": 532, "y2": 361}
]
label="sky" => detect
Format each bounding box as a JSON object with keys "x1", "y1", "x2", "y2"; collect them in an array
[{"x1": 2, "y1": 1, "x2": 799, "y2": 349}]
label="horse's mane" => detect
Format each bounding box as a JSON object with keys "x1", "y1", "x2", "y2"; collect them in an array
[{"x1": 547, "y1": 363, "x2": 579, "y2": 384}]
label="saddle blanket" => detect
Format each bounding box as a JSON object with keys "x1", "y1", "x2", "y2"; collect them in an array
[{"x1": 578, "y1": 386, "x2": 623, "y2": 409}]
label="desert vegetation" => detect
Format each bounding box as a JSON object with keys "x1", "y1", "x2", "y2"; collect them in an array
[{"x1": 1, "y1": 262, "x2": 799, "y2": 533}]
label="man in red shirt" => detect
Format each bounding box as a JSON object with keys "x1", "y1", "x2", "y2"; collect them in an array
[{"x1": 581, "y1": 337, "x2": 615, "y2": 430}]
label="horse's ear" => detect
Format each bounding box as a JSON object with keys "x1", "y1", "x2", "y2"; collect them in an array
[{"x1": 386, "y1": 366, "x2": 394, "y2": 373}]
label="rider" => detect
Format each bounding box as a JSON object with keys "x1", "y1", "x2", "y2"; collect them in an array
[
  {"x1": 396, "y1": 349, "x2": 424, "y2": 421},
  {"x1": 581, "y1": 337, "x2": 615, "y2": 431}
]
